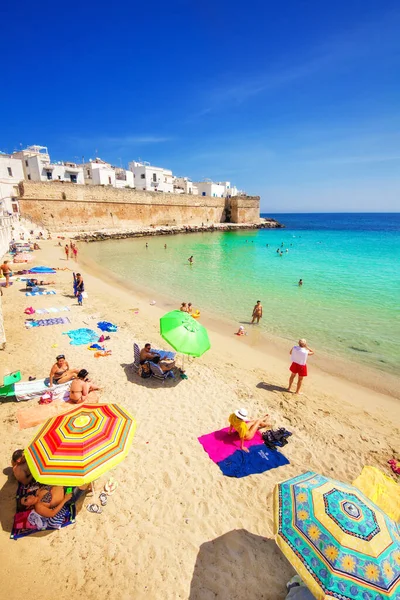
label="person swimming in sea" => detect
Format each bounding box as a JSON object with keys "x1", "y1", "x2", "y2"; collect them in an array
[
  {"x1": 298, "y1": 279, "x2": 303, "y2": 286},
  {"x1": 188, "y1": 256, "x2": 193, "y2": 265}
]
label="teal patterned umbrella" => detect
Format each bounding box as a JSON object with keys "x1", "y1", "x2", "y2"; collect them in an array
[{"x1": 274, "y1": 472, "x2": 400, "y2": 600}]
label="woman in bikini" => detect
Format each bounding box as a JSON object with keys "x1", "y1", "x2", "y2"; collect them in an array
[
  {"x1": 69, "y1": 369, "x2": 100, "y2": 404},
  {"x1": 49, "y1": 355, "x2": 79, "y2": 387}
]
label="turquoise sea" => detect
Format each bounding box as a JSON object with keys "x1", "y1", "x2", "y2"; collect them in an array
[{"x1": 82, "y1": 213, "x2": 400, "y2": 375}]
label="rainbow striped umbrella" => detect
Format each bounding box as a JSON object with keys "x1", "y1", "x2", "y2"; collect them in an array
[
  {"x1": 25, "y1": 404, "x2": 136, "y2": 485},
  {"x1": 274, "y1": 472, "x2": 400, "y2": 600}
]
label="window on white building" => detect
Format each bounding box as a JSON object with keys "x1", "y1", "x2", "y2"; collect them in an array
[
  {"x1": 141, "y1": 174, "x2": 145, "y2": 179},
  {"x1": 70, "y1": 174, "x2": 77, "y2": 183},
  {"x1": 25, "y1": 160, "x2": 28, "y2": 167},
  {"x1": 7, "y1": 167, "x2": 12, "y2": 176},
  {"x1": 46, "y1": 171, "x2": 52, "y2": 180},
  {"x1": 153, "y1": 173, "x2": 157, "y2": 182},
  {"x1": 108, "y1": 176, "x2": 112, "y2": 184},
  {"x1": 87, "y1": 169, "x2": 90, "y2": 177},
  {"x1": 28, "y1": 174, "x2": 31, "y2": 180}
]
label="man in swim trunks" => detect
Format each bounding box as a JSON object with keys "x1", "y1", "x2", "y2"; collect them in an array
[
  {"x1": 1, "y1": 260, "x2": 12, "y2": 287},
  {"x1": 251, "y1": 300, "x2": 263, "y2": 324},
  {"x1": 49, "y1": 355, "x2": 79, "y2": 387},
  {"x1": 288, "y1": 338, "x2": 314, "y2": 394},
  {"x1": 69, "y1": 369, "x2": 100, "y2": 403},
  {"x1": 140, "y1": 344, "x2": 175, "y2": 371},
  {"x1": 228, "y1": 408, "x2": 270, "y2": 452}
]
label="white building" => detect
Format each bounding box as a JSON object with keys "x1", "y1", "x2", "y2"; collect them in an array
[
  {"x1": 82, "y1": 158, "x2": 134, "y2": 188},
  {"x1": 13, "y1": 145, "x2": 84, "y2": 184},
  {"x1": 194, "y1": 180, "x2": 226, "y2": 198},
  {"x1": 194, "y1": 179, "x2": 242, "y2": 198},
  {"x1": 0, "y1": 153, "x2": 24, "y2": 214},
  {"x1": 82, "y1": 158, "x2": 115, "y2": 187},
  {"x1": 128, "y1": 161, "x2": 174, "y2": 193},
  {"x1": 114, "y1": 167, "x2": 134, "y2": 189},
  {"x1": 173, "y1": 176, "x2": 198, "y2": 195}
]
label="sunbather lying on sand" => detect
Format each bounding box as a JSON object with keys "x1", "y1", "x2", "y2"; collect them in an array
[
  {"x1": 30, "y1": 279, "x2": 55, "y2": 285},
  {"x1": 11, "y1": 449, "x2": 33, "y2": 485},
  {"x1": 49, "y1": 354, "x2": 79, "y2": 386},
  {"x1": 228, "y1": 408, "x2": 270, "y2": 452},
  {"x1": 69, "y1": 369, "x2": 100, "y2": 403}
]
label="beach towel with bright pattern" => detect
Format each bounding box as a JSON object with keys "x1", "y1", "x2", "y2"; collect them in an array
[{"x1": 198, "y1": 427, "x2": 289, "y2": 477}]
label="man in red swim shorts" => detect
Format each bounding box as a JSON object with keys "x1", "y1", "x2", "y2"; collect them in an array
[{"x1": 288, "y1": 338, "x2": 314, "y2": 395}]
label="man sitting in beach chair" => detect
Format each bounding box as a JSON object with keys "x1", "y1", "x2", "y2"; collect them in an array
[{"x1": 139, "y1": 343, "x2": 175, "y2": 372}]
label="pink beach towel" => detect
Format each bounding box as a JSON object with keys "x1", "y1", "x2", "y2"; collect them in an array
[{"x1": 198, "y1": 427, "x2": 263, "y2": 463}]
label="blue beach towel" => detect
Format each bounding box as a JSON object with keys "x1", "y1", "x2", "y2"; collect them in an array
[
  {"x1": 97, "y1": 321, "x2": 118, "y2": 332},
  {"x1": 151, "y1": 348, "x2": 176, "y2": 360},
  {"x1": 26, "y1": 290, "x2": 56, "y2": 296},
  {"x1": 217, "y1": 444, "x2": 289, "y2": 478},
  {"x1": 63, "y1": 328, "x2": 99, "y2": 345}
]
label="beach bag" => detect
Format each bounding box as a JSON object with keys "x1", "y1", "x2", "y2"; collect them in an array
[{"x1": 138, "y1": 362, "x2": 151, "y2": 379}]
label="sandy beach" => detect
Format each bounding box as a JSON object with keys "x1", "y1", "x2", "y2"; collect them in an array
[{"x1": 0, "y1": 240, "x2": 399, "y2": 600}]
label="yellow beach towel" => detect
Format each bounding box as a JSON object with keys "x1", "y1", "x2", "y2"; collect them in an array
[{"x1": 352, "y1": 466, "x2": 400, "y2": 522}]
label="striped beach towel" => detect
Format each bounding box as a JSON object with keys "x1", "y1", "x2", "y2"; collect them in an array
[
  {"x1": 25, "y1": 317, "x2": 70, "y2": 328},
  {"x1": 25, "y1": 290, "x2": 57, "y2": 296},
  {"x1": 35, "y1": 306, "x2": 70, "y2": 314},
  {"x1": 14, "y1": 378, "x2": 71, "y2": 402}
]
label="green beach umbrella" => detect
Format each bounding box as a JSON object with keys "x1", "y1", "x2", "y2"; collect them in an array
[
  {"x1": 160, "y1": 310, "x2": 211, "y2": 358},
  {"x1": 273, "y1": 471, "x2": 400, "y2": 600}
]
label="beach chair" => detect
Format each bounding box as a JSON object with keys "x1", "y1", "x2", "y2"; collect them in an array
[
  {"x1": 133, "y1": 343, "x2": 141, "y2": 372},
  {"x1": 149, "y1": 361, "x2": 175, "y2": 382}
]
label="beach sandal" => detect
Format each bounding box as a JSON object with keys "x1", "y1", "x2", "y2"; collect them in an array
[
  {"x1": 99, "y1": 492, "x2": 108, "y2": 506},
  {"x1": 180, "y1": 372, "x2": 188, "y2": 379},
  {"x1": 29, "y1": 376, "x2": 36, "y2": 381},
  {"x1": 104, "y1": 477, "x2": 118, "y2": 495},
  {"x1": 86, "y1": 503, "x2": 102, "y2": 514}
]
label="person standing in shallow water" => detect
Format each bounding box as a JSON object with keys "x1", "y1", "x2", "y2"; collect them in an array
[
  {"x1": 251, "y1": 300, "x2": 263, "y2": 324},
  {"x1": 188, "y1": 256, "x2": 193, "y2": 265},
  {"x1": 298, "y1": 279, "x2": 303, "y2": 286}
]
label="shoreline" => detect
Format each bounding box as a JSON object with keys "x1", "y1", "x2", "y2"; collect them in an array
[
  {"x1": 79, "y1": 246, "x2": 400, "y2": 402},
  {"x1": 66, "y1": 218, "x2": 284, "y2": 241}
]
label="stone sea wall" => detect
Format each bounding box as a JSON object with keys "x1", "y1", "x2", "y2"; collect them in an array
[{"x1": 18, "y1": 182, "x2": 263, "y2": 233}]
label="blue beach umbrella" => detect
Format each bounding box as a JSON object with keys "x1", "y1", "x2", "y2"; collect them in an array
[{"x1": 273, "y1": 471, "x2": 400, "y2": 600}]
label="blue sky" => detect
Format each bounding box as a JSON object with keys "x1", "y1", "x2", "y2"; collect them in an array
[{"x1": 1, "y1": 0, "x2": 400, "y2": 212}]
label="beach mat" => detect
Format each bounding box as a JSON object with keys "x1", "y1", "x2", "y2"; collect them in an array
[
  {"x1": 25, "y1": 290, "x2": 56, "y2": 296},
  {"x1": 35, "y1": 306, "x2": 70, "y2": 314},
  {"x1": 198, "y1": 427, "x2": 264, "y2": 463},
  {"x1": 25, "y1": 317, "x2": 70, "y2": 328},
  {"x1": 217, "y1": 444, "x2": 289, "y2": 477},
  {"x1": 198, "y1": 427, "x2": 289, "y2": 477},
  {"x1": 14, "y1": 379, "x2": 71, "y2": 402},
  {"x1": 17, "y1": 392, "x2": 99, "y2": 429},
  {"x1": 11, "y1": 483, "x2": 76, "y2": 540}
]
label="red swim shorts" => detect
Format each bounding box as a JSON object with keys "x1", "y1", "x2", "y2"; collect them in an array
[{"x1": 289, "y1": 362, "x2": 308, "y2": 377}]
